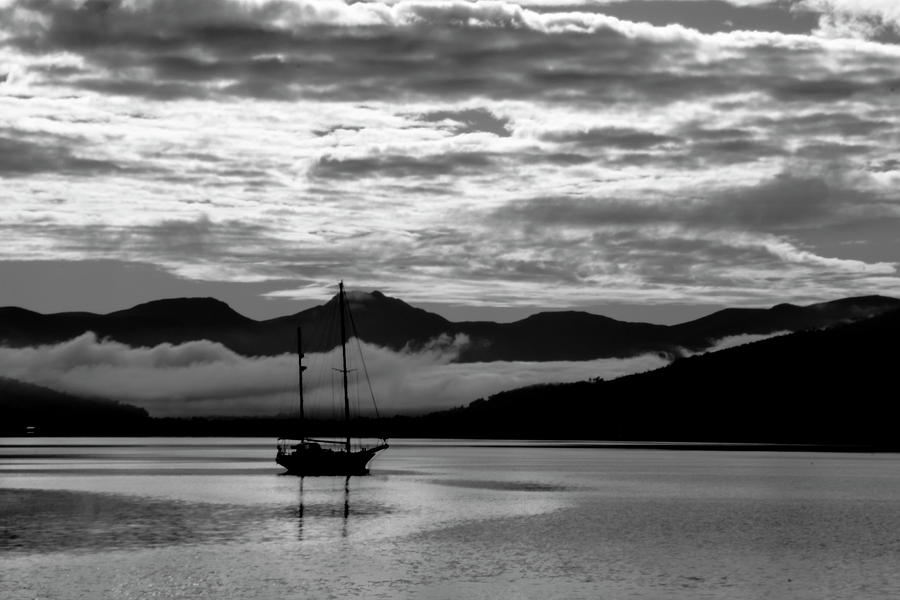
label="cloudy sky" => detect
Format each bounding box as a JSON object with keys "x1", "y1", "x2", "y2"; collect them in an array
[{"x1": 3, "y1": 0, "x2": 900, "y2": 323}]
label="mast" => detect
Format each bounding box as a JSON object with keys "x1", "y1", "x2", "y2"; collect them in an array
[
  {"x1": 297, "y1": 327, "x2": 306, "y2": 440},
  {"x1": 338, "y1": 281, "x2": 351, "y2": 453}
]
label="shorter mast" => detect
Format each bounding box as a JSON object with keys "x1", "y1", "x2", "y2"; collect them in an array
[{"x1": 297, "y1": 327, "x2": 307, "y2": 440}]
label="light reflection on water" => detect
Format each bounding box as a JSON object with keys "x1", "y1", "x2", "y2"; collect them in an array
[{"x1": 2, "y1": 438, "x2": 900, "y2": 599}]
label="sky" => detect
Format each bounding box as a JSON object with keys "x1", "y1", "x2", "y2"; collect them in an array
[{"x1": 3, "y1": 0, "x2": 900, "y2": 324}]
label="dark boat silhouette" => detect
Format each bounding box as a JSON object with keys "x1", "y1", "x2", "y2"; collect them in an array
[{"x1": 276, "y1": 281, "x2": 388, "y2": 476}]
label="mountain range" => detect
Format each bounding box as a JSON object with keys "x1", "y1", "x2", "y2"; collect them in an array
[
  {"x1": 2, "y1": 295, "x2": 898, "y2": 445},
  {"x1": 1, "y1": 292, "x2": 897, "y2": 363}
]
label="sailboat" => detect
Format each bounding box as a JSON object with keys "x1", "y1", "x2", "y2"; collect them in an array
[{"x1": 276, "y1": 281, "x2": 389, "y2": 476}]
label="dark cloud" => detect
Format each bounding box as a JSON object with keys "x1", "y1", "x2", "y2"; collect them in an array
[
  {"x1": 691, "y1": 138, "x2": 786, "y2": 162},
  {"x1": 0, "y1": 213, "x2": 487, "y2": 296},
  {"x1": 540, "y1": 152, "x2": 594, "y2": 166},
  {"x1": 869, "y1": 158, "x2": 900, "y2": 172},
  {"x1": 419, "y1": 108, "x2": 511, "y2": 137},
  {"x1": 77, "y1": 77, "x2": 216, "y2": 101},
  {"x1": 706, "y1": 173, "x2": 837, "y2": 229},
  {"x1": 750, "y1": 112, "x2": 891, "y2": 138},
  {"x1": 448, "y1": 214, "x2": 895, "y2": 303},
  {"x1": 309, "y1": 152, "x2": 497, "y2": 180},
  {"x1": 541, "y1": 127, "x2": 675, "y2": 149},
  {"x1": 312, "y1": 125, "x2": 365, "y2": 137},
  {"x1": 408, "y1": 227, "x2": 473, "y2": 247},
  {"x1": 538, "y1": 124, "x2": 787, "y2": 168},
  {"x1": 600, "y1": 129, "x2": 787, "y2": 168},
  {"x1": 427, "y1": 221, "x2": 816, "y2": 299},
  {"x1": 795, "y1": 142, "x2": 875, "y2": 160},
  {"x1": 0, "y1": 132, "x2": 122, "y2": 176},
  {"x1": 789, "y1": 216, "x2": 900, "y2": 266},
  {"x1": 678, "y1": 125, "x2": 758, "y2": 141},
  {"x1": 0, "y1": 214, "x2": 282, "y2": 269},
  {"x1": 493, "y1": 170, "x2": 888, "y2": 232},
  {"x1": 594, "y1": 233, "x2": 788, "y2": 288},
  {"x1": 6, "y1": 0, "x2": 892, "y2": 107},
  {"x1": 132, "y1": 215, "x2": 272, "y2": 257},
  {"x1": 494, "y1": 195, "x2": 673, "y2": 228},
  {"x1": 770, "y1": 77, "x2": 874, "y2": 102},
  {"x1": 309, "y1": 146, "x2": 608, "y2": 181}
]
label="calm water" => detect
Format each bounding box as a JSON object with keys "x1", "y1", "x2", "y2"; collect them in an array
[{"x1": 2, "y1": 439, "x2": 900, "y2": 599}]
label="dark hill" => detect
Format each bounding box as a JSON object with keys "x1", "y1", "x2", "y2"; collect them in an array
[
  {"x1": 0, "y1": 307, "x2": 102, "y2": 347},
  {"x1": 0, "y1": 298, "x2": 259, "y2": 353},
  {"x1": 414, "y1": 307, "x2": 900, "y2": 447},
  {"x1": 669, "y1": 294, "x2": 899, "y2": 351},
  {"x1": 0, "y1": 377, "x2": 150, "y2": 436},
  {"x1": 448, "y1": 295, "x2": 899, "y2": 361},
  {"x1": 451, "y1": 311, "x2": 670, "y2": 361}
]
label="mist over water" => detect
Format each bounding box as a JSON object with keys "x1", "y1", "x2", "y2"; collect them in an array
[
  {"x1": 0, "y1": 329, "x2": 787, "y2": 417},
  {"x1": 3, "y1": 438, "x2": 900, "y2": 599},
  {"x1": 0, "y1": 334, "x2": 670, "y2": 416}
]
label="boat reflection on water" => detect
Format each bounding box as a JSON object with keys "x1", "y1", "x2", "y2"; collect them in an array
[{"x1": 295, "y1": 476, "x2": 351, "y2": 540}]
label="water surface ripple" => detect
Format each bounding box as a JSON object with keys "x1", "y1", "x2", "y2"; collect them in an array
[{"x1": 2, "y1": 438, "x2": 900, "y2": 599}]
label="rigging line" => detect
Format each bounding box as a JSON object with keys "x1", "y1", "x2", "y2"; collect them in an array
[
  {"x1": 346, "y1": 301, "x2": 382, "y2": 421},
  {"x1": 355, "y1": 370, "x2": 361, "y2": 442}
]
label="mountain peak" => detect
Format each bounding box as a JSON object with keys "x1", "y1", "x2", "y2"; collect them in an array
[
  {"x1": 109, "y1": 297, "x2": 252, "y2": 325},
  {"x1": 343, "y1": 290, "x2": 387, "y2": 303},
  {"x1": 121, "y1": 296, "x2": 233, "y2": 312},
  {"x1": 519, "y1": 310, "x2": 616, "y2": 324},
  {"x1": 772, "y1": 303, "x2": 799, "y2": 311}
]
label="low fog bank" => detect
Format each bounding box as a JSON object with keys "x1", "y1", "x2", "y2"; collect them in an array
[
  {"x1": 0, "y1": 330, "x2": 782, "y2": 417},
  {"x1": 0, "y1": 332, "x2": 665, "y2": 416}
]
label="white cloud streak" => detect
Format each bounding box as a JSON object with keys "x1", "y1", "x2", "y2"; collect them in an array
[
  {"x1": 799, "y1": 0, "x2": 900, "y2": 38},
  {"x1": 687, "y1": 330, "x2": 789, "y2": 355}
]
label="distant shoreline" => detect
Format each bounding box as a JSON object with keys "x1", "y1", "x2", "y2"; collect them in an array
[{"x1": 1, "y1": 436, "x2": 897, "y2": 453}]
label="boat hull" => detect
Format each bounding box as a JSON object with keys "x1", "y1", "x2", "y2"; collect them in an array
[{"x1": 276, "y1": 444, "x2": 388, "y2": 476}]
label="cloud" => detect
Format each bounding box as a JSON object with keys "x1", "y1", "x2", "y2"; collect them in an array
[
  {"x1": 493, "y1": 168, "x2": 899, "y2": 232},
  {"x1": 0, "y1": 131, "x2": 123, "y2": 176},
  {"x1": 0, "y1": 332, "x2": 668, "y2": 416},
  {"x1": 2, "y1": 0, "x2": 900, "y2": 318},
  {"x1": 704, "y1": 171, "x2": 853, "y2": 229},
  {"x1": 418, "y1": 107, "x2": 512, "y2": 137},
  {"x1": 540, "y1": 126, "x2": 675, "y2": 149},
  {"x1": 309, "y1": 151, "x2": 498, "y2": 179},
  {"x1": 5, "y1": 0, "x2": 900, "y2": 105},
  {"x1": 688, "y1": 330, "x2": 790, "y2": 355},
  {"x1": 0, "y1": 214, "x2": 291, "y2": 283},
  {"x1": 799, "y1": 0, "x2": 900, "y2": 39}
]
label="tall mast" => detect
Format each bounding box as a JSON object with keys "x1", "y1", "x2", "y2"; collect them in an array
[
  {"x1": 296, "y1": 327, "x2": 306, "y2": 440},
  {"x1": 338, "y1": 281, "x2": 351, "y2": 453}
]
